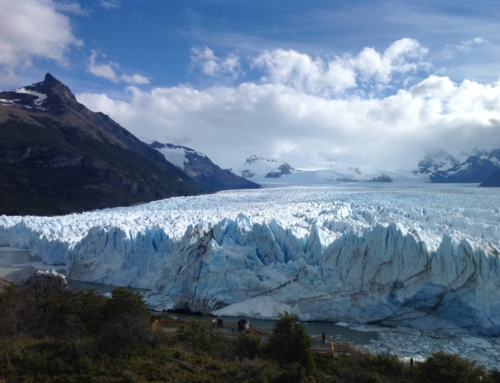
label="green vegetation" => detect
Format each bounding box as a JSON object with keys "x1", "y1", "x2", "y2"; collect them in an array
[{"x1": 1, "y1": 276, "x2": 499, "y2": 382}]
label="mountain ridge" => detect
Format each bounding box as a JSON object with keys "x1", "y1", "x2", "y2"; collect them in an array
[
  {"x1": 150, "y1": 141, "x2": 260, "y2": 191},
  {"x1": 414, "y1": 148, "x2": 500, "y2": 183},
  {"x1": 0, "y1": 73, "x2": 208, "y2": 216}
]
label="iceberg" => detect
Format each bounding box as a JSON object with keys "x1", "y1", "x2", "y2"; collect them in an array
[{"x1": 1, "y1": 185, "x2": 500, "y2": 336}]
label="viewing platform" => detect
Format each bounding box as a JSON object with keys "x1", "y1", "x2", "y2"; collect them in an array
[{"x1": 151, "y1": 318, "x2": 411, "y2": 367}]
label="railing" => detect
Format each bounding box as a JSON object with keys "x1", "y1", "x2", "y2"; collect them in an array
[
  {"x1": 311, "y1": 340, "x2": 410, "y2": 367},
  {"x1": 152, "y1": 318, "x2": 410, "y2": 367}
]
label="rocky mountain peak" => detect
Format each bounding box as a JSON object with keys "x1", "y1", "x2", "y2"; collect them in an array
[
  {"x1": 0, "y1": 73, "x2": 78, "y2": 112},
  {"x1": 28, "y1": 73, "x2": 78, "y2": 108}
]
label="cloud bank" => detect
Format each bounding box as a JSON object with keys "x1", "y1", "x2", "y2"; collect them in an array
[{"x1": 77, "y1": 40, "x2": 500, "y2": 171}]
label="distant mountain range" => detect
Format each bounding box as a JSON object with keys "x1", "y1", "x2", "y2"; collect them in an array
[
  {"x1": 414, "y1": 148, "x2": 500, "y2": 184},
  {"x1": 233, "y1": 148, "x2": 500, "y2": 186},
  {"x1": 0, "y1": 74, "x2": 256, "y2": 216}
]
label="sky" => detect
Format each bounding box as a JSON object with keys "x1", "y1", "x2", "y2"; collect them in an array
[{"x1": 1, "y1": 0, "x2": 500, "y2": 171}]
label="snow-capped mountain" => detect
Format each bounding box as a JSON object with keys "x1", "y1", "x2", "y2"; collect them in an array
[
  {"x1": 2, "y1": 185, "x2": 500, "y2": 336},
  {"x1": 429, "y1": 149, "x2": 500, "y2": 183},
  {"x1": 236, "y1": 155, "x2": 296, "y2": 178},
  {"x1": 264, "y1": 163, "x2": 295, "y2": 178},
  {"x1": 150, "y1": 142, "x2": 207, "y2": 168},
  {"x1": 413, "y1": 150, "x2": 459, "y2": 175},
  {"x1": 414, "y1": 148, "x2": 500, "y2": 183},
  {"x1": 150, "y1": 142, "x2": 260, "y2": 192},
  {"x1": 236, "y1": 155, "x2": 405, "y2": 183}
]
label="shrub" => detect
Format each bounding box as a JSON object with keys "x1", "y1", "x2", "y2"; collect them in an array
[
  {"x1": 234, "y1": 332, "x2": 261, "y2": 360},
  {"x1": 176, "y1": 316, "x2": 211, "y2": 353}
]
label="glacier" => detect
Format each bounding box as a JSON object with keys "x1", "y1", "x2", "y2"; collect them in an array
[{"x1": 1, "y1": 184, "x2": 500, "y2": 336}]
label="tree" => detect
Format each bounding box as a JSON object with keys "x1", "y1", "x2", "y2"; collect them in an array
[
  {"x1": 266, "y1": 311, "x2": 314, "y2": 376},
  {"x1": 101, "y1": 287, "x2": 150, "y2": 320},
  {"x1": 415, "y1": 351, "x2": 488, "y2": 383},
  {"x1": 95, "y1": 287, "x2": 154, "y2": 356}
]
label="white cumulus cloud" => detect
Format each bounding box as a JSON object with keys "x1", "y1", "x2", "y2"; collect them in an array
[
  {"x1": 253, "y1": 38, "x2": 428, "y2": 95},
  {"x1": 191, "y1": 47, "x2": 242, "y2": 79},
  {"x1": 87, "y1": 50, "x2": 150, "y2": 85},
  {"x1": 253, "y1": 49, "x2": 357, "y2": 94},
  {"x1": 0, "y1": 0, "x2": 83, "y2": 71}
]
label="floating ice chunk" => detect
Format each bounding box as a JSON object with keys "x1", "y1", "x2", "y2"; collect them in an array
[{"x1": 461, "y1": 336, "x2": 492, "y2": 349}]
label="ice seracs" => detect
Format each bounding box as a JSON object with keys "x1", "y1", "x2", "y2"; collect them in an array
[{"x1": 1, "y1": 185, "x2": 500, "y2": 337}]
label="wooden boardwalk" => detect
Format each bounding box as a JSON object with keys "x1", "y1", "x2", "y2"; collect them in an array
[{"x1": 152, "y1": 318, "x2": 410, "y2": 367}]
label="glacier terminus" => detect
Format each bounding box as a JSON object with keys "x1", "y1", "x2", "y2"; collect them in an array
[{"x1": 1, "y1": 184, "x2": 500, "y2": 337}]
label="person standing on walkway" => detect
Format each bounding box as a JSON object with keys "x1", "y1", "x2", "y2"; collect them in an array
[{"x1": 322, "y1": 332, "x2": 326, "y2": 347}]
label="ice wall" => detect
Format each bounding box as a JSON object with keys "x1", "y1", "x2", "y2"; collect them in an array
[{"x1": 1, "y1": 185, "x2": 500, "y2": 336}]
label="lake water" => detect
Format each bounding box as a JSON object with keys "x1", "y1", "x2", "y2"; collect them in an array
[{"x1": 0, "y1": 247, "x2": 144, "y2": 294}]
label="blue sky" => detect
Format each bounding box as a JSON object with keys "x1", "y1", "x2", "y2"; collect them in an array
[{"x1": 1, "y1": 0, "x2": 500, "y2": 170}]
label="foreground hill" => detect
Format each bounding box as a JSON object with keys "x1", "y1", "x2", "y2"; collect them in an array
[
  {"x1": 150, "y1": 142, "x2": 259, "y2": 191},
  {"x1": 0, "y1": 74, "x2": 208, "y2": 216}
]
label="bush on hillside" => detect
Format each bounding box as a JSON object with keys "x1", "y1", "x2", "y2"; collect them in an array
[{"x1": 176, "y1": 316, "x2": 211, "y2": 353}]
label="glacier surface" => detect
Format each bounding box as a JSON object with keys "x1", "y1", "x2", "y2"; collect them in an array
[{"x1": 1, "y1": 184, "x2": 500, "y2": 336}]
